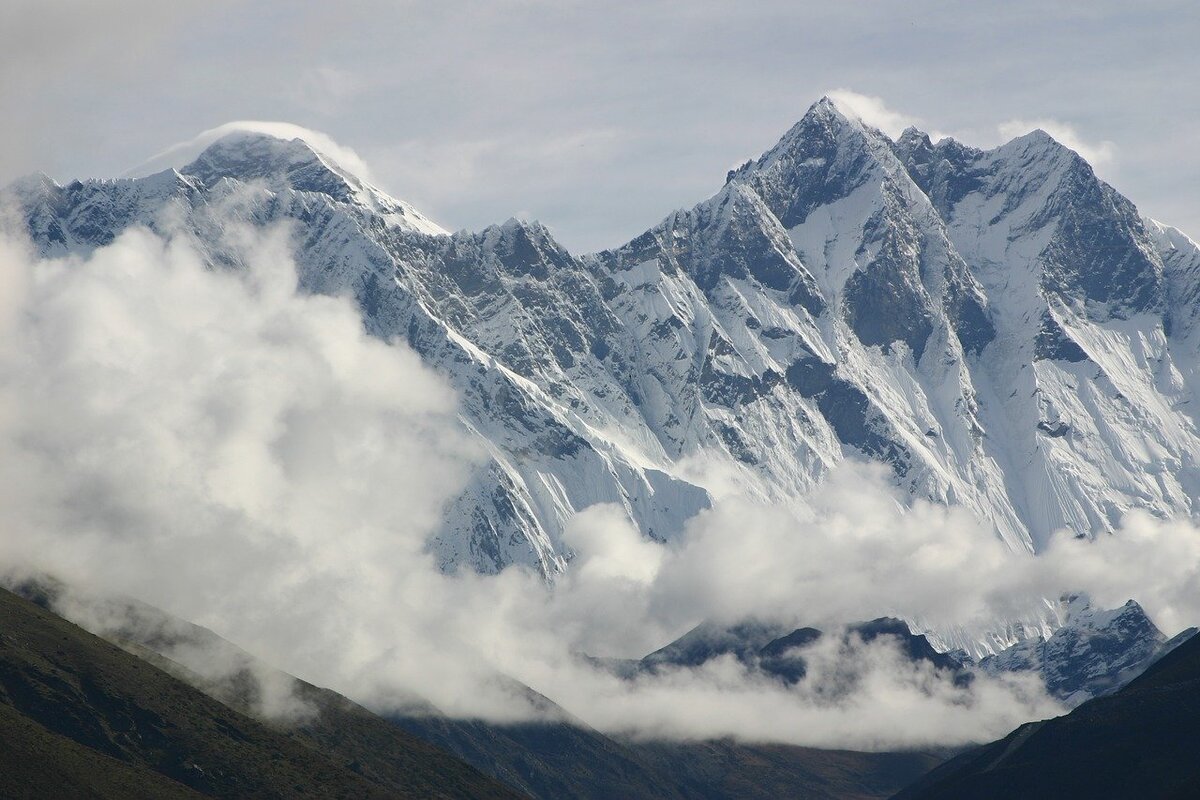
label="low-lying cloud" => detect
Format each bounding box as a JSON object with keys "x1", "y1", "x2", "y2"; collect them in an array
[{"x1": 1, "y1": 223, "x2": 1198, "y2": 750}]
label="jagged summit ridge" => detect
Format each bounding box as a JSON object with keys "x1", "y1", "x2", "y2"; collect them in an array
[
  {"x1": 184, "y1": 128, "x2": 448, "y2": 236},
  {"x1": 5, "y1": 106, "x2": 1200, "y2": 611},
  {"x1": 199, "y1": 130, "x2": 448, "y2": 235}
]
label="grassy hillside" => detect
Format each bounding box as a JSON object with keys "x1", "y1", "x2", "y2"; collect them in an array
[
  {"x1": 0, "y1": 587, "x2": 520, "y2": 799},
  {"x1": 5, "y1": 580, "x2": 942, "y2": 800},
  {"x1": 894, "y1": 632, "x2": 1200, "y2": 799},
  {"x1": 393, "y1": 710, "x2": 942, "y2": 799}
]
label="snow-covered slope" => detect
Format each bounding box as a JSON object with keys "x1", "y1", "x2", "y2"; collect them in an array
[
  {"x1": 898, "y1": 129, "x2": 1198, "y2": 549},
  {"x1": 593, "y1": 100, "x2": 1024, "y2": 548},
  {"x1": 6, "y1": 101, "x2": 1200, "y2": 584},
  {"x1": 978, "y1": 596, "x2": 1166, "y2": 705}
]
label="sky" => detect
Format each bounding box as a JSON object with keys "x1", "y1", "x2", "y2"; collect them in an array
[{"x1": 2, "y1": 0, "x2": 1198, "y2": 253}]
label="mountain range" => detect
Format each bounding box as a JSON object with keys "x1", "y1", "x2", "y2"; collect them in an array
[
  {"x1": 9, "y1": 98, "x2": 1200, "y2": 603},
  {"x1": 5, "y1": 96, "x2": 1200, "y2": 795},
  {"x1": 593, "y1": 596, "x2": 1189, "y2": 709}
]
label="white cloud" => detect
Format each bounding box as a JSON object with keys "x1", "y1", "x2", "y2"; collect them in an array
[
  {"x1": 0, "y1": 220, "x2": 485, "y2": 708},
  {"x1": 997, "y1": 118, "x2": 1117, "y2": 167},
  {"x1": 825, "y1": 89, "x2": 922, "y2": 139},
  {"x1": 562, "y1": 504, "x2": 665, "y2": 585},
  {"x1": 1028, "y1": 513, "x2": 1200, "y2": 636},
  {"x1": 533, "y1": 633, "x2": 1058, "y2": 750}
]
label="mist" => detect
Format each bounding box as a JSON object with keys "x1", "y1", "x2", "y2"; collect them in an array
[{"x1": 2, "y1": 221, "x2": 1199, "y2": 749}]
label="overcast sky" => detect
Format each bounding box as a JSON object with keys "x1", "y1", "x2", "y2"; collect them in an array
[{"x1": 3, "y1": 0, "x2": 1197, "y2": 252}]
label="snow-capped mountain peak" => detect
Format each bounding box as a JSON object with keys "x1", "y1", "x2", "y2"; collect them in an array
[
  {"x1": 6, "y1": 104, "x2": 1200, "y2": 599},
  {"x1": 183, "y1": 131, "x2": 352, "y2": 194},
  {"x1": 183, "y1": 130, "x2": 448, "y2": 236}
]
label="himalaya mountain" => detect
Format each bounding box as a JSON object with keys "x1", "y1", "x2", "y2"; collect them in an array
[{"x1": 8, "y1": 98, "x2": 1200, "y2": 583}]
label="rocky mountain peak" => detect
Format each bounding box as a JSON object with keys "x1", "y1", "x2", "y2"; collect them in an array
[
  {"x1": 721, "y1": 106, "x2": 892, "y2": 237},
  {"x1": 183, "y1": 131, "x2": 352, "y2": 196},
  {"x1": 980, "y1": 596, "x2": 1166, "y2": 705},
  {"x1": 181, "y1": 130, "x2": 447, "y2": 236}
]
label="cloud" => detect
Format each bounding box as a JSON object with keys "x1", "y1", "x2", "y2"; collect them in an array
[
  {"x1": 1, "y1": 224, "x2": 1199, "y2": 750},
  {"x1": 127, "y1": 121, "x2": 376, "y2": 181},
  {"x1": 1028, "y1": 513, "x2": 1200, "y2": 636},
  {"x1": 997, "y1": 118, "x2": 1117, "y2": 167},
  {"x1": 0, "y1": 219, "x2": 486, "y2": 709},
  {"x1": 562, "y1": 504, "x2": 665, "y2": 585},
  {"x1": 825, "y1": 89, "x2": 922, "y2": 139},
  {"x1": 540, "y1": 463, "x2": 1200, "y2": 661},
  {"x1": 535, "y1": 633, "x2": 1058, "y2": 750}
]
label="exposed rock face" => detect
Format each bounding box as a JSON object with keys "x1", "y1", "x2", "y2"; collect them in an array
[{"x1": 978, "y1": 597, "x2": 1167, "y2": 705}]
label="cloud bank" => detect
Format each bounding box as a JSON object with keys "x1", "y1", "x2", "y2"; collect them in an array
[{"x1": 1, "y1": 225, "x2": 1198, "y2": 750}]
